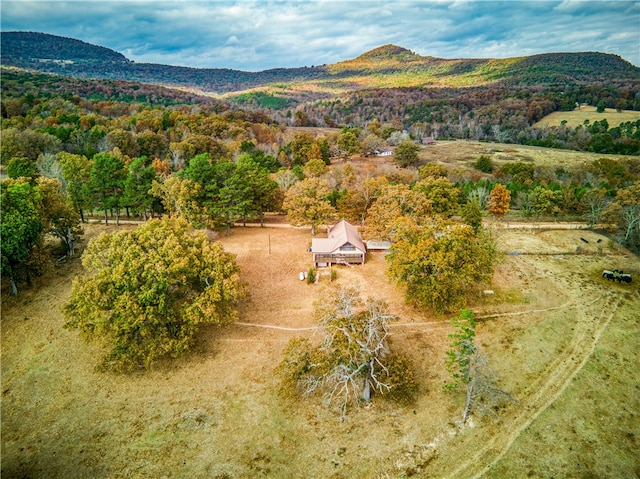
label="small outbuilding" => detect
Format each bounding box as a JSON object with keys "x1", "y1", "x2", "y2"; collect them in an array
[
  {"x1": 375, "y1": 150, "x2": 393, "y2": 156},
  {"x1": 365, "y1": 240, "x2": 391, "y2": 251},
  {"x1": 310, "y1": 220, "x2": 366, "y2": 267}
]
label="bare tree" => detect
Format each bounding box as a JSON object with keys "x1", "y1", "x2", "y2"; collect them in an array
[
  {"x1": 278, "y1": 286, "x2": 414, "y2": 417},
  {"x1": 584, "y1": 189, "x2": 610, "y2": 227},
  {"x1": 274, "y1": 169, "x2": 299, "y2": 190},
  {"x1": 317, "y1": 290, "x2": 395, "y2": 406}
]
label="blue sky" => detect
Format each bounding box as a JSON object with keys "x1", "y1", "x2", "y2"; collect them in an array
[{"x1": 2, "y1": 1, "x2": 639, "y2": 70}]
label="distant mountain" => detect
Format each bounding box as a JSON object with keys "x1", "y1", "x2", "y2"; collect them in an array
[
  {"x1": 2, "y1": 32, "x2": 639, "y2": 99},
  {"x1": 0, "y1": 31, "x2": 327, "y2": 94},
  {"x1": 1, "y1": 31, "x2": 128, "y2": 63}
]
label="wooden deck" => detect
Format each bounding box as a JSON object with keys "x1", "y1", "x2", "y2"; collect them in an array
[{"x1": 313, "y1": 253, "x2": 365, "y2": 266}]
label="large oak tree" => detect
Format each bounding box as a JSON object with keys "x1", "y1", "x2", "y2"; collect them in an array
[
  {"x1": 63, "y1": 218, "x2": 245, "y2": 372},
  {"x1": 386, "y1": 217, "x2": 496, "y2": 313}
]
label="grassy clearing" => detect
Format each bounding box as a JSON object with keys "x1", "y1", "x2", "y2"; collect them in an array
[
  {"x1": 484, "y1": 295, "x2": 640, "y2": 479},
  {"x1": 418, "y1": 138, "x2": 636, "y2": 175},
  {"x1": 2, "y1": 207, "x2": 639, "y2": 477},
  {"x1": 534, "y1": 105, "x2": 640, "y2": 128}
]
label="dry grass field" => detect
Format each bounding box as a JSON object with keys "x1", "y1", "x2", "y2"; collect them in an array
[
  {"x1": 534, "y1": 105, "x2": 640, "y2": 129},
  {"x1": 2, "y1": 219, "x2": 639, "y2": 478},
  {"x1": 417, "y1": 137, "x2": 635, "y2": 174}
]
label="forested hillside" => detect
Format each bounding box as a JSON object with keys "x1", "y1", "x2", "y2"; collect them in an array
[
  {"x1": 0, "y1": 32, "x2": 328, "y2": 94},
  {"x1": 3, "y1": 32, "x2": 639, "y2": 95},
  {"x1": 2, "y1": 31, "x2": 639, "y2": 297},
  {"x1": 1, "y1": 31, "x2": 128, "y2": 63},
  {"x1": 3, "y1": 32, "x2": 639, "y2": 155},
  {"x1": 2, "y1": 69, "x2": 639, "y2": 295}
]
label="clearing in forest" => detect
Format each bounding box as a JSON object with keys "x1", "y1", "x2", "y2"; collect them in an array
[{"x1": 1, "y1": 223, "x2": 638, "y2": 478}]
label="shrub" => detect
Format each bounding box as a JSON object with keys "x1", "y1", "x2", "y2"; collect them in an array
[
  {"x1": 474, "y1": 155, "x2": 494, "y2": 173},
  {"x1": 307, "y1": 267, "x2": 316, "y2": 284}
]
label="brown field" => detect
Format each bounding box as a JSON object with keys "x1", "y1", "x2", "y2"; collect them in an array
[
  {"x1": 2, "y1": 218, "x2": 639, "y2": 478},
  {"x1": 534, "y1": 105, "x2": 640, "y2": 129},
  {"x1": 416, "y1": 137, "x2": 637, "y2": 174},
  {"x1": 285, "y1": 126, "x2": 638, "y2": 181}
]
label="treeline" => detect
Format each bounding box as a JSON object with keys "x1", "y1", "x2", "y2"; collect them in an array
[
  {"x1": 286, "y1": 84, "x2": 640, "y2": 155},
  {"x1": 1, "y1": 68, "x2": 227, "y2": 107},
  {"x1": 2, "y1": 90, "x2": 639, "y2": 295}
]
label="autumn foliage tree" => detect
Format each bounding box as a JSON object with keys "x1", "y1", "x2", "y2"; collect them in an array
[
  {"x1": 488, "y1": 183, "x2": 511, "y2": 219},
  {"x1": 363, "y1": 184, "x2": 433, "y2": 241},
  {"x1": 282, "y1": 177, "x2": 336, "y2": 235},
  {"x1": 63, "y1": 218, "x2": 245, "y2": 372},
  {"x1": 1, "y1": 176, "x2": 81, "y2": 295},
  {"x1": 386, "y1": 217, "x2": 496, "y2": 313},
  {"x1": 337, "y1": 175, "x2": 389, "y2": 226},
  {"x1": 394, "y1": 140, "x2": 420, "y2": 168},
  {"x1": 413, "y1": 176, "x2": 462, "y2": 217}
]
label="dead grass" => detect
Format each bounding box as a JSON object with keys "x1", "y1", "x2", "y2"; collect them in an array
[
  {"x1": 2, "y1": 214, "x2": 639, "y2": 478},
  {"x1": 419, "y1": 139, "x2": 635, "y2": 177},
  {"x1": 534, "y1": 105, "x2": 640, "y2": 129}
]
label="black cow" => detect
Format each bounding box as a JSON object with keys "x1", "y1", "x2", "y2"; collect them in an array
[
  {"x1": 602, "y1": 269, "x2": 632, "y2": 283},
  {"x1": 602, "y1": 270, "x2": 615, "y2": 280}
]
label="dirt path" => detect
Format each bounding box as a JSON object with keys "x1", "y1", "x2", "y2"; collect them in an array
[
  {"x1": 227, "y1": 285, "x2": 623, "y2": 478},
  {"x1": 446, "y1": 287, "x2": 625, "y2": 478}
]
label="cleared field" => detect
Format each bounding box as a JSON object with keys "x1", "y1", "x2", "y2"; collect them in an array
[
  {"x1": 2, "y1": 221, "x2": 638, "y2": 478},
  {"x1": 417, "y1": 138, "x2": 635, "y2": 175},
  {"x1": 534, "y1": 105, "x2": 640, "y2": 128}
]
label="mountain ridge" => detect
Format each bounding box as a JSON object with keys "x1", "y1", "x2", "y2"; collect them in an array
[{"x1": 1, "y1": 31, "x2": 639, "y2": 97}]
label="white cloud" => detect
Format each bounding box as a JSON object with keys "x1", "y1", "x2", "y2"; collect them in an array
[{"x1": 1, "y1": 0, "x2": 638, "y2": 69}]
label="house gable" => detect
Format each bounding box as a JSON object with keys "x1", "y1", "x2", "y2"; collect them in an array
[{"x1": 310, "y1": 220, "x2": 366, "y2": 266}]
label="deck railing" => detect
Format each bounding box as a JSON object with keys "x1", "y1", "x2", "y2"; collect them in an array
[{"x1": 313, "y1": 254, "x2": 364, "y2": 264}]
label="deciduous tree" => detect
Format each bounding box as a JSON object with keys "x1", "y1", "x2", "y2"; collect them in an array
[
  {"x1": 413, "y1": 176, "x2": 462, "y2": 217},
  {"x1": 363, "y1": 184, "x2": 432, "y2": 241},
  {"x1": 337, "y1": 176, "x2": 389, "y2": 226},
  {"x1": 337, "y1": 130, "x2": 362, "y2": 157},
  {"x1": 7, "y1": 157, "x2": 38, "y2": 179},
  {"x1": 282, "y1": 177, "x2": 336, "y2": 235},
  {"x1": 303, "y1": 158, "x2": 327, "y2": 178},
  {"x1": 63, "y1": 217, "x2": 245, "y2": 372},
  {"x1": 394, "y1": 140, "x2": 420, "y2": 168},
  {"x1": 488, "y1": 183, "x2": 511, "y2": 219},
  {"x1": 530, "y1": 186, "x2": 562, "y2": 218},
  {"x1": 0, "y1": 178, "x2": 43, "y2": 295},
  {"x1": 603, "y1": 182, "x2": 640, "y2": 250},
  {"x1": 386, "y1": 217, "x2": 496, "y2": 313},
  {"x1": 277, "y1": 287, "x2": 416, "y2": 416},
  {"x1": 36, "y1": 177, "x2": 82, "y2": 258},
  {"x1": 150, "y1": 175, "x2": 204, "y2": 226}
]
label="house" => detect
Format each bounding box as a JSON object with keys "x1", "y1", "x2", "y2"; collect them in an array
[
  {"x1": 310, "y1": 220, "x2": 366, "y2": 267},
  {"x1": 422, "y1": 137, "x2": 436, "y2": 145}
]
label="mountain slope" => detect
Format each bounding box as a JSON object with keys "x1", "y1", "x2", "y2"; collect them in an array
[
  {"x1": 2, "y1": 32, "x2": 638, "y2": 97},
  {"x1": 1, "y1": 31, "x2": 128, "y2": 63}
]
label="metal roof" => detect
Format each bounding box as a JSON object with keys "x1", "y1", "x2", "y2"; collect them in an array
[{"x1": 310, "y1": 220, "x2": 366, "y2": 254}]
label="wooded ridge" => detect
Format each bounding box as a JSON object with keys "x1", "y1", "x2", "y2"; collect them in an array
[{"x1": 2, "y1": 32, "x2": 638, "y2": 95}]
